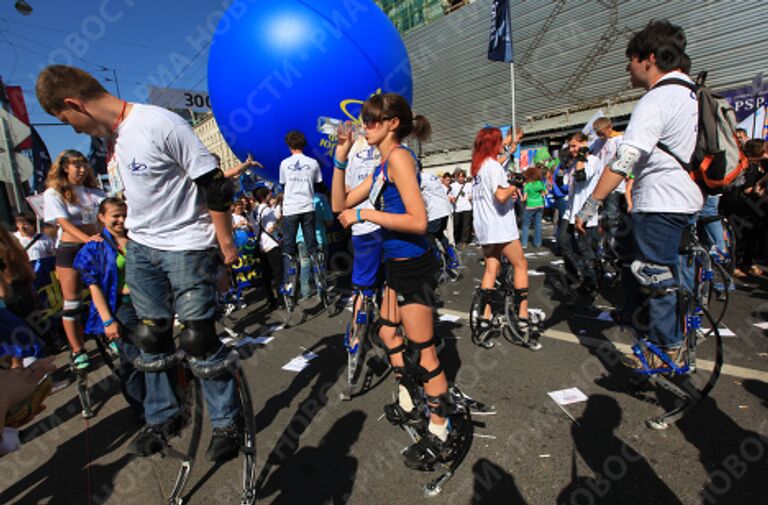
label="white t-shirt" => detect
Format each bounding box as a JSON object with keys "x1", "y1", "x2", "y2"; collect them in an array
[
  {"x1": 279, "y1": 153, "x2": 322, "y2": 216},
  {"x1": 254, "y1": 203, "x2": 279, "y2": 253},
  {"x1": 450, "y1": 181, "x2": 472, "y2": 212},
  {"x1": 421, "y1": 172, "x2": 452, "y2": 221},
  {"x1": 622, "y1": 71, "x2": 703, "y2": 214},
  {"x1": 112, "y1": 104, "x2": 217, "y2": 251},
  {"x1": 345, "y1": 143, "x2": 380, "y2": 236},
  {"x1": 471, "y1": 159, "x2": 519, "y2": 244},
  {"x1": 13, "y1": 232, "x2": 56, "y2": 261},
  {"x1": 594, "y1": 134, "x2": 627, "y2": 194},
  {"x1": 566, "y1": 155, "x2": 603, "y2": 226},
  {"x1": 43, "y1": 186, "x2": 104, "y2": 227},
  {"x1": 232, "y1": 213, "x2": 248, "y2": 229}
]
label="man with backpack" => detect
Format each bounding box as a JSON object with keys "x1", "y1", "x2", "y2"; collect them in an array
[{"x1": 575, "y1": 20, "x2": 703, "y2": 369}]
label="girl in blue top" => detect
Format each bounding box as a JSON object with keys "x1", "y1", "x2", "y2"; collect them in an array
[{"x1": 332, "y1": 93, "x2": 453, "y2": 469}]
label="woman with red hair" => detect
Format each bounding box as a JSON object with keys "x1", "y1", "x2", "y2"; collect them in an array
[{"x1": 470, "y1": 127, "x2": 540, "y2": 350}]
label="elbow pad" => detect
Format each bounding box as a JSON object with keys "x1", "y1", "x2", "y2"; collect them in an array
[
  {"x1": 194, "y1": 169, "x2": 234, "y2": 212},
  {"x1": 608, "y1": 144, "x2": 641, "y2": 177}
]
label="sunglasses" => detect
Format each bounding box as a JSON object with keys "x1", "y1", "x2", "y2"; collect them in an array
[{"x1": 362, "y1": 115, "x2": 393, "y2": 128}]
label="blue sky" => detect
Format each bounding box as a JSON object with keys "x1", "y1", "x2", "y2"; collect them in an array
[{"x1": 0, "y1": 0, "x2": 229, "y2": 158}]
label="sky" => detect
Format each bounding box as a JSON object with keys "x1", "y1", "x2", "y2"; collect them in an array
[{"x1": 0, "y1": 0, "x2": 231, "y2": 159}]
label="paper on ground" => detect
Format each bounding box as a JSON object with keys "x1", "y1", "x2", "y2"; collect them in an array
[
  {"x1": 550, "y1": 259, "x2": 565, "y2": 265},
  {"x1": 595, "y1": 311, "x2": 612, "y2": 322},
  {"x1": 548, "y1": 387, "x2": 588, "y2": 406},
  {"x1": 236, "y1": 335, "x2": 274, "y2": 347},
  {"x1": 702, "y1": 326, "x2": 737, "y2": 337},
  {"x1": 282, "y1": 358, "x2": 309, "y2": 372},
  {"x1": 528, "y1": 270, "x2": 545, "y2": 276},
  {"x1": 753, "y1": 322, "x2": 768, "y2": 330},
  {"x1": 439, "y1": 314, "x2": 461, "y2": 323}
]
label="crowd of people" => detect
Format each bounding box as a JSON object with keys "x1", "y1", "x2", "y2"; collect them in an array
[{"x1": 1, "y1": 20, "x2": 767, "y2": 498}]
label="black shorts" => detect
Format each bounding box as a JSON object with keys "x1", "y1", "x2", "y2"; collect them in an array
[
  {"x1": 55, "y1": 242, "x2": 84, "y2": 268},
  {"x1": 385, "y1": 250, "x2": 439, "y2": 306}
]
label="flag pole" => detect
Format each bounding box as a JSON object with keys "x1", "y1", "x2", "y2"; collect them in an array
[{"x1": 510, "y1": 63, "x2": 516, "y2": 135}]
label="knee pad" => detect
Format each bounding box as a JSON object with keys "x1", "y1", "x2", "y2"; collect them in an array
[
  {"x1": 134, "y1": 319, "x2": 174, "y2": 354},
  {"x1": 631, "y1": 260, "x2": 674, "y2": 296},
  {"x1": 62, "y1": 300, "x2": 84, "y2": 321},
  {"x1": 178, "y1": 319, "x2": 221, "y2": 359},
  {"x1": 407, "y1": 339, "x2": 443, "y2": 383}
]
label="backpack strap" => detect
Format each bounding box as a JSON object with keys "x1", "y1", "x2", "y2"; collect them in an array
[
  {"x1": 23, "y1": 233, "x2": 41, "y2": 251},
  {"x1": 652, "y1": 77, "x2": 697, "y2": 173},
  {"x1": 257, "y1": 206, "x2": 281, "y2": 246}
]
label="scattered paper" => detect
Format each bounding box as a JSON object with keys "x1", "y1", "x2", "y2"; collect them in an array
[
  {"x1": 236, "y1": 336, "x2": 274, "y2": 347},
  {"x1": 268, "y1": 324, "x2": 285, "y2": 333},
  {"x1": 702, "y1": 326, "x2": 737, "y2": 337},
  {"x1": 539, "y1": 454, "x2": 551, "y2": 458},
  {"x1": 282, "y1": 358, "x2": 310, "y2": 372},
  {"x1": 548, "y1": 387, "x2": 588, "y2": 406},
  {"x1": 578, "y1": 329, "x2": 588, "y2": 335},
  {"x1": 453, "y1": 291, "x2": 460, "y2": 295},
  {"x1": 753, "y1": 322, "x2": 768, "y2": 330},
  {"x1": 738, "y1": 405, "x2": 749, "y2": 410},
  {"x1": 528, "y1": 270, "x2": 545, "y2": 276},
  {"x1": 595, "y1": 311, "x2": 612, "y2": 322},
  {"x1": 550, "y1": 259, "x2": 565, "y2": 266},
  {"x1": 439, "y1": 314, "x2": 461, "y2": 323},
  {"x1": 302, "y1": 351, "x2": 319, "y2": 361}
]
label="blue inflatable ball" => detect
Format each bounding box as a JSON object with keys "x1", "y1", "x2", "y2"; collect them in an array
[{"x1": 208, "y1": 0, "x2": 412, "y2": 184}]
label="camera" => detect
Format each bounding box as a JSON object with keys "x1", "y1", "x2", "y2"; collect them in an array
[
  {"x1": 573, "y1": 168, "x2": 587, "y2": 182},
  {"x1": 576, "y1": 146, "x2": 589, "y2": 163},
  {"x1": 509, "y1": 171, "x2": 525, "y2": 187}
]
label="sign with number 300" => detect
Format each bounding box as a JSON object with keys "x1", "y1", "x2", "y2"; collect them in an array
[{"x1": 149, "y1": 86, "x2": 211, "y2": 113}]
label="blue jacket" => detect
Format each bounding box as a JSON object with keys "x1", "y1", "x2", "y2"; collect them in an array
[
  {"x1": 73, "y1": 230, "x2": 121, "y2": 336},
  {"x1": 552, "y1": 163, "x2": 570, "y2": 199}
]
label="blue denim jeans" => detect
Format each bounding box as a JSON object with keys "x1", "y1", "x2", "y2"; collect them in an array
[
  {"x1": 298, "y1": 241, "x2": 328, "y2": 299},
  {"x1": 126, "y1": 241, "x2": 239, "y2": 429},
  {"x1": 282, "y1": 211, "x2": 318, "y2": 284},
  {"x1": 521, "y1": 207, "x2": 543, "y2": 248},
  {"x1": 625, "y1": 213, "x2": 695, "y2": 348},
  {"x1": 114, "y1": 301, "x2": 146, "y2": 418},
  {"x1": 699, "y1": 195, "x2": 726, "y2": 253}
]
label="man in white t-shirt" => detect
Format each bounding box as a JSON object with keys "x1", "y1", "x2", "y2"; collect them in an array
[
  {"x1": 36, "y1": 65, "x2": 241, "y2": 462},
  {"x1": 277, "y1": 130, "x2": 322, "y2": 294},
  {"x1": 591, "y1": 117, "x2": 628, "y2": 250},
  {"x1": 449, "y1": 169, "x2": 473, "y2": 246},
  {"x1": 13, "y1": 213, "x2": 55, "y2": 261},
  {"x1": 421, "y1": 169, "x2": 459, "y2": 276},
  {"x1": 563, "y1": 134, "x2": 603, "y2": 296},
  {"x1": 576, "y1": 20, "x2": 703, "y2": 367}
]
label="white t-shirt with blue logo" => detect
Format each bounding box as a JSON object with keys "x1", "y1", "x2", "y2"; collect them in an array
[
  {"x1": 421, "y1": 172, "x2": 452, "y2": 222},
  {"x1": 471, "y1": 159, "x2": 519, "y2": 245},
  {"x1": 622, "y1": 71, "x2": 703, "y2": 214},
  {"x1": 279, "y1": 153, "x2": 322, "y2": 216},
  {"x1": 345, "y1": 142, "x2": 380, "y2": 236},
  {"x1": 113, "y1": 103, "x2": 217, "y2": 251}
]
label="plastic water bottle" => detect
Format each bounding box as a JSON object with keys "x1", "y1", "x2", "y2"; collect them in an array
[{"x1": 317, "y1": 116, "x2": 364, "y2": 137}]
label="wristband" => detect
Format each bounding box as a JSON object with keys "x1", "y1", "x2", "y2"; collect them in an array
[
  {"x1": 576, "y1": 195, "x2": 602, "y2": 223},
  {"x1": 333, "y1": 157, "x2": 348, "y2": 170},
  {"x1": 102, "y1": 318, "x2": 115, "y2": 328},
  {"x1": 356, "y1": 208, "x2": 362, "y2": 223}
]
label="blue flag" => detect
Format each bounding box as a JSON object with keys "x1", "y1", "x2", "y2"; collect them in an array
[
  {"x1": 30, "y1": 127, "x2": 51, "y2": 193},
  {"x1": 488, "y1": 0, "x2": 514, "y2": 63}
]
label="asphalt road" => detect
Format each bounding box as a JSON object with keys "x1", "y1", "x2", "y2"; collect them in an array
[{"x1": 2, "y1": 225, "x2": 767, "y2": 505}]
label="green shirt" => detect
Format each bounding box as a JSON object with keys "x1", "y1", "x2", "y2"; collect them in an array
[{"x1": 524, "y1": 180, "x2": 546, "y2": 208}]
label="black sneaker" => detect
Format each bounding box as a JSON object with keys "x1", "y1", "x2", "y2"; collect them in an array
[
  {"x1": 383, "y1": 402, "x2": 422, "y2": 427},
  {"x1": 402, "y1": 431, "x2": 455, "y2": 471},
  {"x1": 128, "y1": 416, "x2": 183, "y2": 457},
  {"x1": 206, "y1": 424, "x2": 241, "y2": 462}
]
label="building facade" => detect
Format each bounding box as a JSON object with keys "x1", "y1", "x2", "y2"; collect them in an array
[{"x1": 193, "y1": 112, "x2": 241, "y2": 171}]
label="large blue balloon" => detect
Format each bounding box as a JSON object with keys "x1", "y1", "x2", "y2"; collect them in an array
[{"x1": 208, "y1": 0, "x2": 413, "y2": 184}]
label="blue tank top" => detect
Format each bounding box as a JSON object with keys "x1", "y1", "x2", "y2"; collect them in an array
[{"x1": 370, "y1": 147, "x2": 430, "y2": 259}]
